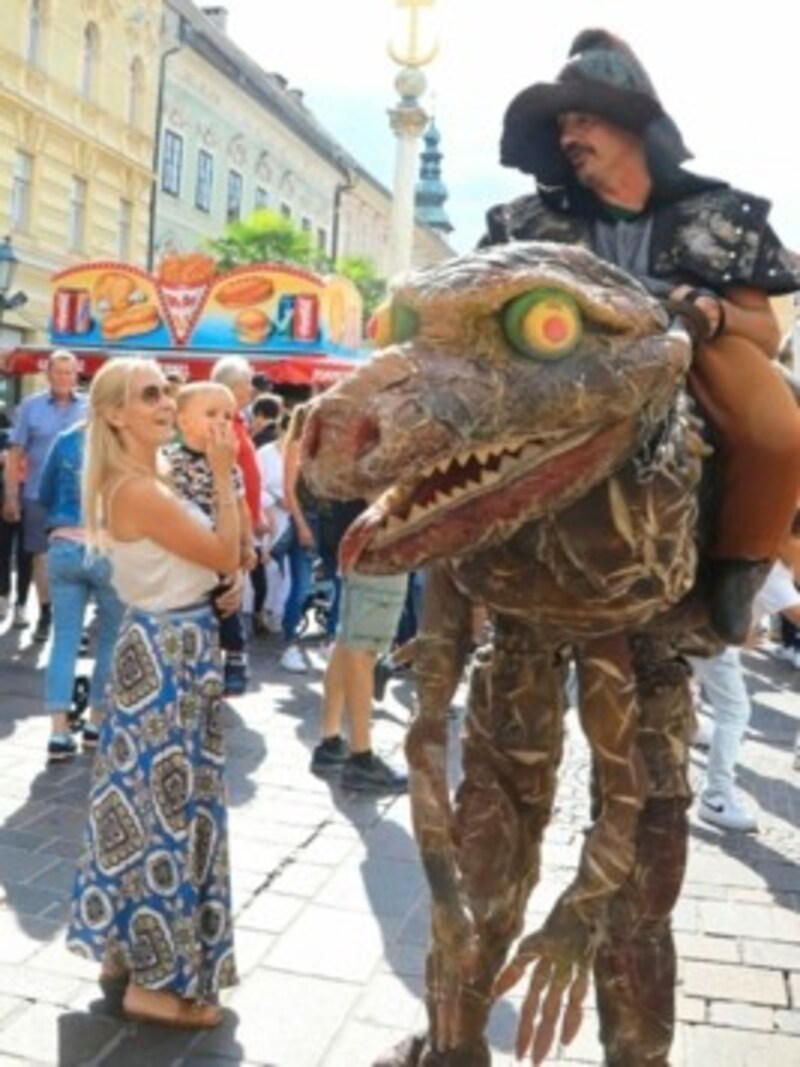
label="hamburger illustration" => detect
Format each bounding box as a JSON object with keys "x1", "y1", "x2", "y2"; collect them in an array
[{"x1": 236, "y1": 307, "x2": 271, "y2": 344}]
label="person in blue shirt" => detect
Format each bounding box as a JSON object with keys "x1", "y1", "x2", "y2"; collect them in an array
[
  {"x1": 38, "y1": 421, "x2": 124, "y2": 762},
  {"x1": 3, "y1": 350, "x2": 87, "y2": 642}
]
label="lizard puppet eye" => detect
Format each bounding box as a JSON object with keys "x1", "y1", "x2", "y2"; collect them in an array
[
  {"x1": 502, "y1": 288, "x2": 582, "y2": 360},
  {"x1": 367, "y1": 301, "x2": 419, "y2": 347}
]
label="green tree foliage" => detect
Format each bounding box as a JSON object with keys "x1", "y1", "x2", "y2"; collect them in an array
[
  {"x1": 335, "y1": 255, "x2": 386, "y2": 318},
  {"x1": 208, "y1": 208, "x2": 386, "y2": 318},
  {"x1": 207, "y1": 208, "x2": 320, "y2": 271}
]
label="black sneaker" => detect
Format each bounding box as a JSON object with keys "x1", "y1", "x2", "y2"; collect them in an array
[
  {"x1": 47, "y1": 733, "x2": 77, "y2": 763},
  {"x1": 223, "y1": 659, "x2": 248, "y2": 696},
  {"x1": 33, "y1": 612, "x2": 52, "y2": 644},
  {"x1": 341, "y1": 753, "x2": 408, "y2": 794},
  {"x1": 82, "y1": 723, "x2": 101, "y2": 750},
  {"x1": 310, "y1": 735, "x2": 351, "y2": 776}
]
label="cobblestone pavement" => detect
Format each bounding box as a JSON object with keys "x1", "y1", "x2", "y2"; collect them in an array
[{"x1": 0, "y1": 613, "x2": 797, "y2": 1066}]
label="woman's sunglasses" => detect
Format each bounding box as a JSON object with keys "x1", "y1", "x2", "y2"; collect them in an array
[{"x1": 137, "y1": 383, "x2": 172, "y2": 406}]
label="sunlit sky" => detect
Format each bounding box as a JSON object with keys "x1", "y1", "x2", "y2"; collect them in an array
[{"x1": 222, "y1": 0, "x2": 800, "y2": 254}]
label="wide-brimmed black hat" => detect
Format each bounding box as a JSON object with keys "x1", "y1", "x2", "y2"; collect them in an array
[{"x1": 501, "y1": 29, "x2": 691, "y2": 184}]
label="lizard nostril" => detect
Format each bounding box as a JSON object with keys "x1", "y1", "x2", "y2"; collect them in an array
[{"x1": 353, "y1": 415, "x2": 381, "y2": 459}]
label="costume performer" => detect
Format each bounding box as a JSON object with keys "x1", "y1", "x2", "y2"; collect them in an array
[{"x1": 489, "y1": 28, "x2": 800, "y2": 644}]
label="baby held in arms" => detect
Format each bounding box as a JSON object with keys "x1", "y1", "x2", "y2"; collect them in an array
[{"x1": 167, "y1": 382, "x2": 255, "y2": 595}]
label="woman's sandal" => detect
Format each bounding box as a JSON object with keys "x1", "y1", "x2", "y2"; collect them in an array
[{"x1": 122, "y1": 985, "x2": 222, "y2": 1030}]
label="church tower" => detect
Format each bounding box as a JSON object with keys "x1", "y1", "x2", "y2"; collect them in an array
[{"x1": 415, "y1": 118, "x2": 453, "y2": 234}]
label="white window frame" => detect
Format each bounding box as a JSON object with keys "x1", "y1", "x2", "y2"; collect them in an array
[
  {"x1": 69, "y1": 176, "x2": 87, "y2": 250},
  {"x1": 162, "y1": 129, "x2": 183, "y2": 197},
  {"x1": 195, "y1": 149, "x2": 214, "y2": 213},
  {"x1": 80, "y1": 21, "x2": 100, "y2": 100},
  {"x1": 10, "y1": 151, "x2": 33, "y2": 232},
  {"x1": 26, "y1": 0, "x2": 43, "y2": 67},
  {"x1": 254, "y1": 185, "x2": 269, "y2": 210},
  {"x1": 226, "y1": 168, "x2": 243, "y2": 223},
  {"x1": 118, "y1": 198, "x2": 132, "y2": 260}
]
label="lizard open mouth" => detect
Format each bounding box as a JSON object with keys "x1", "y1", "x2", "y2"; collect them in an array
[{"x1": 342, "y1": 419, "x2": 638, "y2": 572}]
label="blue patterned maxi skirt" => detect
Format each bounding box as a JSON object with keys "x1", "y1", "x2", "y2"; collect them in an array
[{"x1": 66, "y1": 604, "x2": 237, "y2": 998}]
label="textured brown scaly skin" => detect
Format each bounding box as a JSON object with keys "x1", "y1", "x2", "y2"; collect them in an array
[{"x1": 303, "y1": 242, "x2": 714, "y2": 1066}]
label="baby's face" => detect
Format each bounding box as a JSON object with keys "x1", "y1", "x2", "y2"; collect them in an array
[{"x1": 177, "y1": 390, "x2": 234, "y2": 451}]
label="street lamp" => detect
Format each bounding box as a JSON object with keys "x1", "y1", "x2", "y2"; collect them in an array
[{"x1": 0, "y1": 236, "x2": 28, "y2": 316}]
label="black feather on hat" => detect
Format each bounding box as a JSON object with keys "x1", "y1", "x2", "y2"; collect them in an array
[{"x1": 500, "y1": 29, "x2": 691, "y2": 186}]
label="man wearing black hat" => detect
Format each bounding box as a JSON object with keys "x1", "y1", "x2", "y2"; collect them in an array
[{"x1": 486, "y1": 27, "x2": 800, "y2": 647}]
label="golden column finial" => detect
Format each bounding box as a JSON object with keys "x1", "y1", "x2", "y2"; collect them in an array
[{"x1": 388, "y1": 0, "x2": 439, "y2": 68}]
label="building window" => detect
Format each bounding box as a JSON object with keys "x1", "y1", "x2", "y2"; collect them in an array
[
  {"x1": 317, "y1": 227, "x2": 328, "y2": 255},
  {"x1": 118, "y1": 198, "x2": 132, "y2": 260},
  {"x1": 300, "y1": 215, "x2": 312, "y2": 234},
  {"x1": 162, "y1": 130, "x2": 183, "y2": 196},
  {"x1": 279, "y1": 201, "x2": 291, "y2": 220},
  {"x1": 26, "y1": 0, "x2": 43, "y2": 67},
  {"x1": 69, "y1": 176, "x2": 87, "y2": 250},
  {"x1": 128, "y1": 57, "x2": 144, "y2": 128},
  {"x1": 226, "y1": 169, "x2": 243, "y2": 223},
  {"x1": 80, "y1": 22, "x2": 100, "y2": 100},
  {"x1": 10, "y1": 151, "x2": 33, "y2": 232},
  {"x1": 195, "y1": 149, "x2": 214, "y2": 213},
  {"x1": 254, "y1": 185, "x2": 269, "y2": 210}
]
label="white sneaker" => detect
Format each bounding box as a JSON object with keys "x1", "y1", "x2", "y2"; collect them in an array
[
  {"x1": 263, "y1": 611, "x2": 283, "y2": 634},
  {"x1": 698, "y1": 790, "x2": 758, "y2": 833},
  {"x1": 12, "y1": 604, "x2": 28, "y2": 628},
  {"x1": 280, "y1": 645, "x2": 308, "y2": 673},
  {"x1": 0, "y1": 596, "x2": 8, "y2": 622},
  {"x1": 691, "y1": 717, "x2": 714, "y2": 750}
]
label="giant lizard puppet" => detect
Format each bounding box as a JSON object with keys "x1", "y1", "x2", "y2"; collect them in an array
[{"x1": 302, "y1": 241, "x2": 728, "y2": 1066}]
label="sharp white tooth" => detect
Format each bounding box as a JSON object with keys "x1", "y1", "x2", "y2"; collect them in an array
[
  {"x1": 407, "y1": 503, "x2": 428, "y2": 524},
  {"x1": 473, "y1": 445, "x2": 494, "y2": 464},
  {"x1": 435, "y1": 457, "x2": 451, "y2": 474}
]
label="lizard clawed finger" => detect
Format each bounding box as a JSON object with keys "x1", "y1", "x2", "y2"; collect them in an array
[
  {"x1": 514, "y1": 957, "x2": 552, "y2": 1060},
  {"x1": 531, "y1": 962, "x2": 571, "y2": 1064},
  {"x1": 560, "y1": 966, "x2": 590, "y2": 1047}
]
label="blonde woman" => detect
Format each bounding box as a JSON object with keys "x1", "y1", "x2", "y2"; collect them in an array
[{"x1": 66, "y1": 357, "x2": 240, "y2": 1029}]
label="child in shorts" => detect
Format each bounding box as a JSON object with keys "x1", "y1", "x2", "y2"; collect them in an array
[{"x1": 168, "y1": 382, "x2": 255, "y2": 694}]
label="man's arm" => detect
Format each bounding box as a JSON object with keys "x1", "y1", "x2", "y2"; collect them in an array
[{"x1": 2, "y1": 445, "x2": 24, "y2": 521}]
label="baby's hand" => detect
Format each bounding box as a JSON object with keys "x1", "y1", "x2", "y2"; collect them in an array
[{"x1": 207, "y1": 422, "x2": 237, "y2": 477}]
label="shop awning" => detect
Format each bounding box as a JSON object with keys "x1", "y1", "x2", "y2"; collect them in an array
[{"x1": 0, "y1": 346, "x2": 368, "y2": 388}]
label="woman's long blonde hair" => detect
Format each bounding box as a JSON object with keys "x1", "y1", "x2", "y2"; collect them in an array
[{"x1": 82, "y1": 357, "x2": 166, "y2": 542}]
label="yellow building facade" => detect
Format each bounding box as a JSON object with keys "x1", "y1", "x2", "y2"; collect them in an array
[{"x1": 0, "y1": 0, "x2": 161, "y2": 348}]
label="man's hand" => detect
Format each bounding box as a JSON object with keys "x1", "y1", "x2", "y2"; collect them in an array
[{"x1": 668, "y1": 285, "x2": 725, "y2": 342}]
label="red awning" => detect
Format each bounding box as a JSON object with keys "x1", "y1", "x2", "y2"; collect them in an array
[{"x1": 0, "y1": 347, "x2": 366, "y2": 388}]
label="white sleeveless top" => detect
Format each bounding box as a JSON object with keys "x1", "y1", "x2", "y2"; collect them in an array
[{"x1": 106, "y1": 482, "x2": 217, "y2": 612}]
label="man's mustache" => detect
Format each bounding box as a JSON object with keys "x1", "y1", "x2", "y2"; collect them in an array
[{"x1": 563, "y1": 143, "x2": 594, "y2": 165}]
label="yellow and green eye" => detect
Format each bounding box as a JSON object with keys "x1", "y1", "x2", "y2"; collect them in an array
[
  {"x1": 366, "y1": 301, "x2": 419, "y2": 347},
  {"x1": 503, "y1": 288, "x2": 582, "y2": 359}
]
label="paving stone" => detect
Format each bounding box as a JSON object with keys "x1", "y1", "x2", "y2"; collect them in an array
[
  {"x1": 313, "y1": 855, "x2": 425, "y2": 916},
  {"x1": 197, "y1": 971, "x2": 360, "y2": 1066},
  {"x1": 709, "y1": 1001, "x2": 775, "y2": 1031},
  {"x1": 775, "y1": 1009, "x2": 800, "y2": 1036},
  {"x1": 685, "y1": 1022, "x2": 800, "y2": 1065},
  {"x1": 266, "y1": 904, "x2": 399, "y2": 983},
  {"x1": 698, "y1": 899, "x2": 800, "y2": 942},
  {"x1": 675, "y1": 931, "x2": 739, "y2": 964},
  {"x1": 354, "y1": 972, "x2": 426, "y2": 1030},
  {"x1": 0, "y1": 912, "x2": 60, "y2": 965},
  {"x1": 320, "y1": 1021, "x2": 410, "y2": 1067},
  {"x1": 94, "y1": 1017, "x2": 198, "y2": 1066},
  {"x1": 680, "y1": 960, "x2": 787, "y2": 1007},
  {"x1": 234, "y1": 890, "x2": 305, "y2": 934},
  {"x1": 742, "y1": 938, "x2": 800, "y2": 971},
  {"x1": 0, "y1": 1001, "x2": 120, "y2": 1065}
]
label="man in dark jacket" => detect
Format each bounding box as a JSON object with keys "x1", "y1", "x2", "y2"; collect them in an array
[{"x1": 485, "y1": 28, "x2": 800, "y2": 644}]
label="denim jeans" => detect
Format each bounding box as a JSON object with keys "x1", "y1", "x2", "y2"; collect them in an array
[
  {"x1": 281, "y1": 513, "x2": 339, "y2": 641},
  {"x1": 689, "y1": 647, "x2": 752, "y2": 797},
  {"x1": 45, "y1": 540, "x2": 125, "y2": 713},
  {"x1": 0, "y1": 516, "x2": 32, "y2": 604}
]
